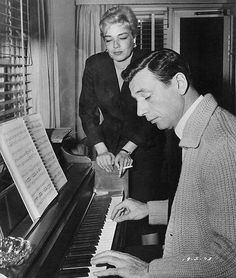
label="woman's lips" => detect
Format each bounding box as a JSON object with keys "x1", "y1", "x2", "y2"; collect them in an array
[{"x1": 113, "y1": 51, "x2": 122, "y2": 55}]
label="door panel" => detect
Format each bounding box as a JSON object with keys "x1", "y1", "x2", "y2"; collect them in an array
[{"x1": 173, "y1": 10, "x2": 233, "y2": 111}]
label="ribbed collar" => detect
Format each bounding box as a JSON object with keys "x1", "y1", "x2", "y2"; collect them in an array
[
  {"x1": 175, "y1": 95, "x2": 204, "y2": 140},
  {"x1": 179, "y1": 94, "x2": 218, "y2": 149}
]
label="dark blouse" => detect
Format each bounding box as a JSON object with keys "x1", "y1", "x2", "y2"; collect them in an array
[{"x1": 79, "y1": 49, "x2": 165, "y2": 157}]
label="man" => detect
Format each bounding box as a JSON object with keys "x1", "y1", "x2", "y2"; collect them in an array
[{"x1": 91, "y1": 49, "x2": 236, "y2": 277}]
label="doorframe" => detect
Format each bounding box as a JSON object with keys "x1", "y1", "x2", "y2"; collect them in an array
[{"x1": 172, "y1": 9, "x2": 234, "y2": 111}]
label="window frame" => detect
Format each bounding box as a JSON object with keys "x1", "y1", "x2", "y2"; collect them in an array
[{"x1": 131, "y1": 5, "x2": 171, "y2": 51}]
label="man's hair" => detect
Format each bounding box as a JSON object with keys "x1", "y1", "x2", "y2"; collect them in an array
[
  {"x1": 99, "y1": 6, "x2": 138, "y2": 38},
  {"x1": 122, "y1": 48, "x2": 193, "y2": 86}
]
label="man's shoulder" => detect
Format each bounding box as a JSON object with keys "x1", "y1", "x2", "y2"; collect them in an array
[
  {"x1": 199, "y1": 103, "x2": 236, "y2": 156},
  {"x1": 209, "y1": 106, "x2": 236, "y2": 139}
]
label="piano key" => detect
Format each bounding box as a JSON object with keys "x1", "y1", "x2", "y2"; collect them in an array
[
  {"x1": 59, "y1": 266, "x2": 107, "y2": 278},
  {"x1": 59, "y1": 195, "x2": 123, "y2": 277}
]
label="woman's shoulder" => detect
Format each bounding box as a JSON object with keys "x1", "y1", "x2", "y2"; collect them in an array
[{"x1": 86, "y1": 51, "x2": 110, "y2": 66}]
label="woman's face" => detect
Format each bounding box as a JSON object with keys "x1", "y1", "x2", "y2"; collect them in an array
[{"x1": 103, "y1": 22, "x2": 135, "y2": 62}]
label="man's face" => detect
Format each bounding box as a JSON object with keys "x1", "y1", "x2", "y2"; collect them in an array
[{"x1": 129, "y1": 68, "x2": 184, "y2": 130}]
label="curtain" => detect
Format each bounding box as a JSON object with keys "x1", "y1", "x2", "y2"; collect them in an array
[
  {"x1": 30, "y1": 0, "x2": 60, "y2": 128},
  {"x1": 75, "y1": 4, "x2": 115, "y2": 139}
]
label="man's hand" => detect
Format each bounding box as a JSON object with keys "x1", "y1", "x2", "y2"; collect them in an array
[
  {"x1": 111, "y1": 198, "x2": 149, "y2": 222},
  {"x1": 91, "y1": 250, "x2": 149, "y2": 278},
  {"x1": 115, "y1": 150, "x2": 133, "y2": 177}
]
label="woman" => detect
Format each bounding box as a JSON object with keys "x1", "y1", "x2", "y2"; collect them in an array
[{"x1": 79, "y1": 6, "x2": 167, "y2": 245}]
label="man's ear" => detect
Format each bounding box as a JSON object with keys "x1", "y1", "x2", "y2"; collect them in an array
[{"x1": 174, "y1": 73, "x2": 188, "y2": 95}]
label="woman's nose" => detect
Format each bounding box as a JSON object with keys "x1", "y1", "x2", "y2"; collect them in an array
[{"x1": 113, "y1": 39, "x2": 120, "y2": 48}]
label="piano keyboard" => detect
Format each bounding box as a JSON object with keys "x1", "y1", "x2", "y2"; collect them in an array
[{"x1": 57, "y1": 194, "x2": 123, "y2": 278}]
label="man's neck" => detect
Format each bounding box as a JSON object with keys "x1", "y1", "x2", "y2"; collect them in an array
[{"x1": 182, "y1": 87, "x2": 200, "y2": 115}]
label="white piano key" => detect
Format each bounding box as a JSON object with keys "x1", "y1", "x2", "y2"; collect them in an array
[{"x1": 60, "y1": 195, "x2": 123, "y2": 277}]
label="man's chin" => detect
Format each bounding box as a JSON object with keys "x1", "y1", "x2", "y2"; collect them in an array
[{"x1": 155, "y1": 122, "x2": 166, "y2": 130}]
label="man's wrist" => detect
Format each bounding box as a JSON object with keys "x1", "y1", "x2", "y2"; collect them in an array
[{"x1": 120, "y1": 148, "x2": 131, "y2": 155}]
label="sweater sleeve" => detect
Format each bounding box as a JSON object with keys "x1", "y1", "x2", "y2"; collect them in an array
[
  {"x1": 148, "y1": 139, "x2": 236, "y2": 277},
  {"x1": 147, "y1": 200, "x2": 168, "y2": 225},
  {"x1": 79, "y1": 58, "x2": 104, "y2": 147},
  {"x1": 148, "y1": 233, "x2": 236, "y2": 278}
]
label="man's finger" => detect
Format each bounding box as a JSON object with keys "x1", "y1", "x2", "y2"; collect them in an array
[
  {"x1": 114, "y1": 213, "x2": 130, "y2": 222},
  {"x1": 111, "y1": 202, "x2": 127, "y2": 219},
  {"x1": 111, "y1": 207, "x2": 125, "y2": 220},
  {"x1": 93, "y1": 267, "x2": 119, "y2": 277},
  {"x1": 92, "y1": 250, "x2": 133, "y2": 262}
]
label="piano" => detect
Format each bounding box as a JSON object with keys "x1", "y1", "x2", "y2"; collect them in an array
[{"x1": 0, "y1": 160, "x2": 126, "y2": 278}]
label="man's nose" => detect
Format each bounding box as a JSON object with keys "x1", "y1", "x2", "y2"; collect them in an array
[{"x1": 137, "y1": 99, "x2": 147, "y2": 117}]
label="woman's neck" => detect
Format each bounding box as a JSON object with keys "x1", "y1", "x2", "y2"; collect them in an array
[{"x1": 114, "y1": 54, "x2": 133, "y2": 71}]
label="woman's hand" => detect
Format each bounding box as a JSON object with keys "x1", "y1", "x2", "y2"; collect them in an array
[
  {"x1": 91, "y1": 250, "x2": 149, "y2": 278},
  {"x1": 95, "y1": 142, "x2": 115, "y2": 172},
  {"x1": 111, "y1": 198, "x2": 149, "y2": 222},
  {"x1": 115, "y1": 150, "x2": 133, "y2": 177},
  {"x1": 96, "y1": 151, "x2": 115, "y2": 172}
]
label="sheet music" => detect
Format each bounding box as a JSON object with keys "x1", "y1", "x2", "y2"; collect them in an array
[
  {"x1": 24, "y1": 114, "x2": 67, "y2": 191},
  {"x1": 0, "y1": 118, "x2": 58, "y2": 221}
]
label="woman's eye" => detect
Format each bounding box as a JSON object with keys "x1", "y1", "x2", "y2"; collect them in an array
[
  {"x1": 119, "y1": 36, "x2": 128, "y2": 40},
  {"x1": 105, "y1": 39, "x2": 112, "y2": 43}
]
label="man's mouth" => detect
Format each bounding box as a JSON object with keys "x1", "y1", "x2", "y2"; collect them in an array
[{"x1": 150, "y1": 117, "x2": 159, "y2": 124}]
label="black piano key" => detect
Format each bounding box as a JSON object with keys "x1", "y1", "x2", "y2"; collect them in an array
[
  {"x1": 67, "y1": 246, "x2": 97, "y2": 255},
  {"x1": 62, "y1": 260, "x2": 92, "y2": 268},
  {"x1": 63, "y1": 258, "x2": 92, "y2": 268},
  {"x1": 69, "y1": 242, "x2": 97, "y2": 249},
  {"x1": 67, "y1": 250, "x2": 95, "y2": 257},
  {"x1": 59, "y1": 267, "x2": 90, "y2": 277},
  {"x1": 65, "y1": 253, "x2": 93, "y2": 260},
  {"x1": 57, "y1": 195, "x2": 117, "y2": 275},
  {"x1": 71, "y1": 238, "x2": 99, "y2": 245},
  {"x1": 68, "y1": 246, "x2": 96, "y2": 253},
  {"x1": 73, "y1": 234, "x2": 100, "y2": 240}
]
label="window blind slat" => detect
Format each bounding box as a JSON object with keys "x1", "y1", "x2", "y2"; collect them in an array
[
  {"x1": 0, "y1": 73, "x2": 30, "y2": 77},
  {"x1": 0, "y1": 89, "x2": 23, "y2": 95},
  {"x1": 0, "y1": 96, "x2": 24, "y2": 106},
  {"x1": 0, "y1": 107, "x2": 24, "y2": 118}
]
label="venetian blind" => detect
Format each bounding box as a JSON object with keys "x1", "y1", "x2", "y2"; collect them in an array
[
  {"x1": 133, "y1": 7, "x2": 169, "y2": 51},
  {"x1": 0, "y1": 0, "x2": 32, "y2": 124}
]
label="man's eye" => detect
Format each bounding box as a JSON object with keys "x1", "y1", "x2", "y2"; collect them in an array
[
  {"x1": 145, "y1": 96, "x2": 151, "y2": 100},
  {"x1": 105, "y1": 39, "x2": 112, "y2": 43}
]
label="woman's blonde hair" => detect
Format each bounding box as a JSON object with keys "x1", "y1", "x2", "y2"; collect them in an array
[{"x1": 99, "y1": 6, "x2": 138, "y2": 38}]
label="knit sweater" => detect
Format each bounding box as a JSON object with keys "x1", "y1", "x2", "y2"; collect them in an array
[{"x1": 147, "y1": 94, "x2": 236, "y2": 277}]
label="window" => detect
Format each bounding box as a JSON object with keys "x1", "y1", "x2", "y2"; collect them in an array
[
  {"x1": 132, "y1": 6, "x2": 169, "y2": 51},
  {"x1": 0, "y1": 0, "x2": 32, "y2": 124}
]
